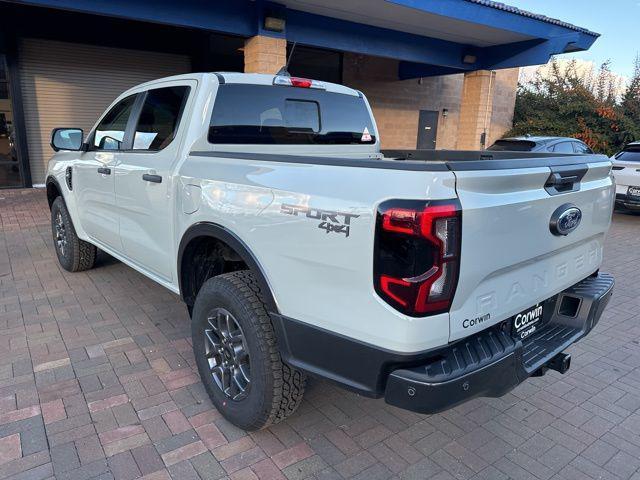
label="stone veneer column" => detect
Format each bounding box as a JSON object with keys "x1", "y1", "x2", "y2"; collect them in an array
[
  {"x1": 243, "y1": 35, "x2": 287, "y2": 74},
  {"x1": 456, "y1": 70, "x2": 496, "y2": 150}
]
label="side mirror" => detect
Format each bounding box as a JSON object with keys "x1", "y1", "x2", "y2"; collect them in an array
[{"x1": 51, "y1": 128, "x2": 84, "y2": 152}]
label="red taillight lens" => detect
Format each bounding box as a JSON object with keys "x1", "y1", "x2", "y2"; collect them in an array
[
  {"x1": 374, "y1": 200, "x2": 461, "y2": 316},
  {"x1": 290, "y1": 77, "x2": 312, "y2": 88},
  {"x1": 273, "y1": 75, "x2": 326, "y2": 89}
]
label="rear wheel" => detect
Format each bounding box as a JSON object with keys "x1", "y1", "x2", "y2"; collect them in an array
[
  {"x1": 192, "y1": 271, "x2": 305, "y2": 430},
  {"x1": 51, "y1": 196, "x2": 97, "y2": 272}
]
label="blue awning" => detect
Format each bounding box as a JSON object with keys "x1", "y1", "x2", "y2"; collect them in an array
[{"x1": 2, "y1": 0, "x2": 599, "y2": 78}]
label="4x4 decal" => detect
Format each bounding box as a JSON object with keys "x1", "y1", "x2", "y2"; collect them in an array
[{"x1": 280, "y1": 204, "x2": 359, "y2": 238}]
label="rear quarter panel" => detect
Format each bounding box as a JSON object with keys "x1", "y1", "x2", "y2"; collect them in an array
[{"x1": 177, "y1": 155, "x2": 458, "y2": 353}]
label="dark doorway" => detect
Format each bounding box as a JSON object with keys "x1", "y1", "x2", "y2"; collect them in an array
[
  {"x1": 417, "y1": 110, "x2": 439, "y2": 150},
  {"x1": 0, "y1": 54, "x2": 23, "y2": 188}
]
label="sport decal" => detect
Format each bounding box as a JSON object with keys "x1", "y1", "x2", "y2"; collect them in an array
[{"x1": 280, "y1": 204, "x2": 359, "y2": 238}]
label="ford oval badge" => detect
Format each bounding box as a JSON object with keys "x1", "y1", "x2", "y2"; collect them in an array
[{"x1": 550, "y1": 203, "x2": 582, "y2": 236}]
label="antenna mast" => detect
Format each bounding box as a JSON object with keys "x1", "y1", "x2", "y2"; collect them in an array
[{"x1": 276, "y1": 41, "x2": 297, "y2": 77}]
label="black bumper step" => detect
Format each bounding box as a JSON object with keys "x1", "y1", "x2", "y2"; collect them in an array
[{"x1": 385, "y1": 272, "x2": 614, "y2": 414}]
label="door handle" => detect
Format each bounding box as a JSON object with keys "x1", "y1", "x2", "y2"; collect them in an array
[
  {"x1": 142, "y1": 173, "x2": 162, "y2": 183},
  {"x1": 97, "y1": 167, "x2": 111, "y2": 175}
]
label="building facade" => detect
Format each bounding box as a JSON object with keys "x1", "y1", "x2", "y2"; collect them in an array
[{"x1": 0, "y1": 0, "x2": 598, "y2": 188}]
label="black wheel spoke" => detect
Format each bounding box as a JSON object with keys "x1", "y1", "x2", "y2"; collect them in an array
[
  {"x1": 207, "y1": 317, "x2": 220, "y2": 335},
  {"x1": 205, "y1": 330, "x2": 221, "y2": 350},
  {"x1": 217, "y1": 312, "x2": 228, "y2": 338},
  {"x1": 238, "y1": 364, "x2": 251, "y2": 383},
  {"x1": 231, "y1": 374, "x2": 245, "y2": 400}
]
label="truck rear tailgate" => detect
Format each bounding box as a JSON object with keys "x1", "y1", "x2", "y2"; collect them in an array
[{"x1": 448, "y1": 157, "x2": 613, "y2": 341}]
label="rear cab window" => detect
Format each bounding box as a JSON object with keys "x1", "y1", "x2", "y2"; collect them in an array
[{"x1": 208, "y1": 84, "x2": 375, "y2": 145}]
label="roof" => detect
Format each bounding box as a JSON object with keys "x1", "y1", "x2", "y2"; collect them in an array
[
  {"x1": 501, "y1": 136, "x2": 574, "y2": 144},
  {"x1": 119, "y1": 72, "x2": 360, "y2": 98},
  {"x1": 216, "y1": 73, "x2": 360, "y2": 96},
  {"x1": 464, "y1": 1, "x2": 599, "y2": 37}
]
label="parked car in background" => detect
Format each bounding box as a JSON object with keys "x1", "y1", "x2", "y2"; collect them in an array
[
  {"x1": 488, "y1": 136, "x2": 594, "y2": 154},
  {"x1": 612, "y1": 141, "x2": 640, "y2": 211}
]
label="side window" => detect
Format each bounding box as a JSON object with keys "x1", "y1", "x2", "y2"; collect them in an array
[
  {"x1": 553, "y1": 142, "x2": 574, "y2": 154},
  {"x1": 93, "y1": 95, "x2": 137, "y2": 150},
  {"x1": 133, "y1": 86, "x2": 189, "y2": 151},
  {"x1": 573, "y1": 142, "x2": 592, "y2": 154}
]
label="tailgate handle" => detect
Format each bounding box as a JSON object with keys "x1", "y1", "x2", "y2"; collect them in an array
[
  {"x1": 550, "y1": 173, "x2": 578, "y2": 185},
  {"x1": 545, "y1": 165, "x2": 587, "y2": 195}
]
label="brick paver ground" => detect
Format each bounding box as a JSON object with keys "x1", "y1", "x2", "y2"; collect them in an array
[{"x1": 1, "y1": 188, "x2": 640, "y2": 480}]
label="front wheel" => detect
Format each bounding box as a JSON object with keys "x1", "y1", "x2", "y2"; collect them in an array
[
  {"x1": 51, "y1": 196, "x2": 97, "y2": 272},
  {"x1": 192, "y1": 271, "x2": 305, "y2": 430}
]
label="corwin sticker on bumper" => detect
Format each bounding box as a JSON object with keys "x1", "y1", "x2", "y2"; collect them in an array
[
  {"x1": 280, "y1": 204, "x2": 359, "y2": 237},
  {"x1": 512, "y1": 303, "x2": 544, "y2": 340}
]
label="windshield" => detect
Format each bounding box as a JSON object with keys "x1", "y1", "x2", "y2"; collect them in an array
[
  {"x1": 209, "y1": 84, "x2": 376, "y2": 145},
  {"x1": 487, "y1": 140, "x2": 536, "y2": 151}
]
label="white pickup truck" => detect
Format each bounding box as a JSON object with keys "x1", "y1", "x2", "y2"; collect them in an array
[{"x1": 46, "y1": 72, "x2": 615, "y2": 430}]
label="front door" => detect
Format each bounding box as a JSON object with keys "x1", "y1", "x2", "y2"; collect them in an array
[
  {"x1": 417, "y1": 110, "x2": 439, "y2": 150},
  {"x1": 75, "y1": 94, "x2": 138, "y2": 250},
  {"x1": 116, "y1": 82, "x2": 193, "y2": 281}
]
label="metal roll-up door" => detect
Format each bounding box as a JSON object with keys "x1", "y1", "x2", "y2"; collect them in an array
[{"x1": 19, "y1": 38, "x2": 191, "y2": 184}]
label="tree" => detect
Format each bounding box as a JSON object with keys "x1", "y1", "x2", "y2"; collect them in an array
[
  {"x1": 621, "y1": 55, "x2": 640, "y2": 123},
  {"x1": 507, "y1": 57, "x2": 640, "y2": 155}
]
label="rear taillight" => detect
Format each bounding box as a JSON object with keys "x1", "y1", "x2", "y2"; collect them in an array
[{"x1": 374, "y1": 199, "x2": 461, "y2": 317}]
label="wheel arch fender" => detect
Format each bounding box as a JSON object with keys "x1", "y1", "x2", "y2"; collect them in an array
[
  {"x1": 45, "y1": 175, "x2": 64, "y2": 210},
  {"x1": 177, "y1": 222, "x2": 279, "y2": 314}
]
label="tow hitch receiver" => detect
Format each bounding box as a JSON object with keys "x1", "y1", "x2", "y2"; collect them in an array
[
  {"x1": 534, "y1": 352, "x2": 572, "y2": 376},
  {"x1": 547, "y1": 352, "x2": 571, "y2": 374}
]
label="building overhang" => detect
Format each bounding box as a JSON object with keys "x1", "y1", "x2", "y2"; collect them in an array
[{"x1": 1, "y1": 0, "x2": 599, "y2": 78}]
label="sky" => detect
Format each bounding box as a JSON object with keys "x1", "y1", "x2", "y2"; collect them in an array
[{"x1": 506, "y1": 0, "x2": 639, "y2": 79}]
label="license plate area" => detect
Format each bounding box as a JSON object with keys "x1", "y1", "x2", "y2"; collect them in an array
[
  {"x1": 628, "y1": 186, "x2": 640, "y2": 198},
  {"x1": 511, "y1": 298, "x2": 554, "y2": 341}
]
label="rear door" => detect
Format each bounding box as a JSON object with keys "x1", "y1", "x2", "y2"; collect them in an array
[
  {"x1": 115, "y1": 81, "x2": 194, "y2": 281},
  {"x1": 448, "y1": 156, "x2": 614, "y2": 341}
]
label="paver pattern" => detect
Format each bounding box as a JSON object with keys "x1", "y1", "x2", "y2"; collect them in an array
[{"x1": 1, "y1": 188, "x2": 640, "y2": 480}]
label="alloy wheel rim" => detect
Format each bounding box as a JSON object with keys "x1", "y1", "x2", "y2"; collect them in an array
[
  {"x1": 204, "y1": 308, "x2": 251, "y2": 401},
  {"x1": 54, "y1": 212, "x2": 68, "y2": 257}
]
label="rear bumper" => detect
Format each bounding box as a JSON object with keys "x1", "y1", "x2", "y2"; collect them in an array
[
  {"x1": 384, "y1": 272, "x2": 614, "y2": 413},
  {"x1": 616, "y1": 193, "x2": 640, "y2": 210}
]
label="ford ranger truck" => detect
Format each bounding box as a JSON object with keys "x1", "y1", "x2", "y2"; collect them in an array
[{"x1": 45, "y1": 73, "x2": 615, "y2": 430}]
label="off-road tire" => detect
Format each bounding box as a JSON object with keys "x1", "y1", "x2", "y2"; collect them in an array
[
  {"x1": 192, "y1": 271, "x2": 306, "y2": 430},
  {"x1": 51, "y1": 196, "x2": 97, "y2": 272}
]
